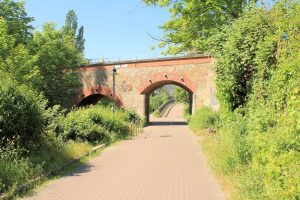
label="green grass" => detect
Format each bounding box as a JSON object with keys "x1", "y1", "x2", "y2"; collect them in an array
[
  {"x1": 188, "y1": 108, "x2": 238, "y2": 199},
  {"x1": 0, "y1": 103, "x2": 144, "y2": 198},
  {"x1": 0, "y1": 140, "x2": 92, "y2": 198},
  {"x1": 199, "y1": 130, "x2": 239, "y2": 199},
  {"x1": 19, "y1": 142, "x2": 110, "y2": 199},
  {"x1": 183, "y1": 103, "x2": 190, "y2": 121},
  {"x1": 152, "y1": 110, "x2": 161, "y2": 117},
  {"x1": 189, "y1": 107, "x2": 219, "y2": 132}
]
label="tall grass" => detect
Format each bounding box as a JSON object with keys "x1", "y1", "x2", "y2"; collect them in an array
[
  {"x1": 0, "y1": 137, "x2": 92, "y2": 195},
  {"x1": 0, "y1": 104, "x2": 142, "y2": 196},
  {"x1": 189, "y1": 107, "x2": 219, "y2": 132}
]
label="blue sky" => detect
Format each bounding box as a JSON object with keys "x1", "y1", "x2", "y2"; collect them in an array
[
  {"x1": 24, "y1": 0, "x2": 275, "y2": 61},
  {"x1": 24, "y1": 0, "x2": 169, "y2": 60}
]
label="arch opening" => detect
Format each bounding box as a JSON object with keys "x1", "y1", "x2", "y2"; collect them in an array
[
  {"x1": 78, "y1": 94, "x2": 117, "y2": 107},
  {"x1": 76, "y1": 85, "x2": 124, "y2": 108},
  {"x1": 143, "y1": 81, "x2": 193, "y2": 124}
]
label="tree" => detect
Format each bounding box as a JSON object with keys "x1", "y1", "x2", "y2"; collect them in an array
[
  {"x1": 29, "y1": 23, "x2": 84, "y2": 106},
  {"x1": 76, "y1": 25, "x2": 85, "y2": 53},
  {"x1": 0, "y1": 0, "x2": 34, "y2": 44},
  {"x1": 0, "y1": 18, "x2": 41, "y2": 89},
  {"x1": 174, "y1": 86, "x2": 189, "y2": 104},
  {"x1": 64, "y1": 10, "x2": 85, "y2": 53},
  {"x1": 0, "y1": 73, "x2": 46, "y2": 148},
  {"x1": 144, "y1": 0, "x2": 257, "y2": 55},
  {"x1": 64, "y1": 10, "x2": 78, "y2": 37}
]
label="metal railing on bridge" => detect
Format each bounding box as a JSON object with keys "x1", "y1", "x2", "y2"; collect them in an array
[{"x1": 158, "y1": 98, "x2": 175, "y2": 117}]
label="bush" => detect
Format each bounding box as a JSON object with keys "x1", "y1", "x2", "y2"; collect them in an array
[
  {"x1": 61, "y1": 108, "x2": 110, "y2": 143},
  {"x1": 189, "y1": 107, "x2": 219, "y2": 132},
  {"x1": 0, "y1": 74, "x2": 46, "y2": 148},
  {"x1": 60, "y1": 105, "x2": 135, "y2": 144},
  {"x1": 123, "y1": 109, "x2": 141, "y2": 122},
  {"x1": 205, "y1": 2, "x2": 300, "y2": 199},
  {"x1": 0, "y1": 141, "x2": 42, "y2": 194},
  {"x1": 96, "y1": 97, "x2": 116, "y2": 108}
]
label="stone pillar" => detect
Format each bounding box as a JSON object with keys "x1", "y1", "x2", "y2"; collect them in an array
[
  {"x1": 144, "y1": 94, "x2": 150, "y2": 124},
  {"x1": 135, "y1": 94, "x2": 146, "y2": 118},
  {"x1": 192, "y1": 93, "x2": 197, "y2": 114}
]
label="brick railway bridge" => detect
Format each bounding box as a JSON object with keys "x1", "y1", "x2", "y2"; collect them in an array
[{"x1": 67, "y1": 56, "x2": 218, "y2": 122}]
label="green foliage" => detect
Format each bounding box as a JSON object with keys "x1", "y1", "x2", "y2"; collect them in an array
[
  {"x1": 96, "y1": 97, "x2": 116, "y2": 108},
  {"x1": 189, "y1": 107, "x2": 219, "y2": 132},
  {"x1": 170, "y1": 1, "x2": 300, "y2": 198},
  {"x1": 203, "y1": 1, "x2": 300, "y2": 199},
  {"x1": 64, "y1": 10, "x2": 78, "y2": 37},
  {"x1": 149, "y1": 87, "x2": 170, "y2": 112},
  {"x1": 0, "y1": 18, "x2": 41, "y2": 89},
  {"x1": 29, "y1": 23, "x2": 84, "y2": 106},
  {"x1": 0, "y1": 2, "x2": 113, "y2": 197},
  {"x1": 174, "y1": 86, "x2": 191, "y2": 118},
  {"x1": 0, "y1": 141, "x2": 42, "y2": 194},
  {"x1": 211, "y1": 5, "x2": 277, "y2": 111},
  {"x1": 144, "y1": 0, "x2": 255, "y2": 54},
  {"x1": 61, "y1": 105, "x2": 135, "y2": 143},
  {"x1": 123, "y1": 109, "x2": 142, "y2": 122},
  {"x1": 0, "y1": 0, "x2": 34, "y2": 44},
  {"x1": 174, "y1": 86, "x2": 189, "y2": 104},
  {"x1": 64, "y1": 10, "x2": 85, "y2": 53},
  {"x1": 183, "y1": 103, "x2": 190, "y2": 120},
  {"x1": 0, "y1": 134, "x2": 92, "y2": 195},
  {"x1": 76, "y1": 26, "x2": 85, "y2": 53},
  {"x1": 152, "y1": 110, "x2": 160, "y2": 117},
  {"x1": 61, "y1": 107, "x2": 110, "y2": 143},
  {"x1": 0, "y1": 74, "x2": 46, "y2": 148}
]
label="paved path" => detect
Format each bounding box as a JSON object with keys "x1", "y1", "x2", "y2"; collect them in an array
[{"x1": 24, "y1": 104, "x2": 226, "y2": 200}]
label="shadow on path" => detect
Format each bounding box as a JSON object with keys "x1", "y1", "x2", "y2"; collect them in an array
[
  {"x1": 149, "y1": 121, "x2": 187, "y2": 126},
  {"x1": 66, "y1": 163, "x2": 94, "y2": 177}
]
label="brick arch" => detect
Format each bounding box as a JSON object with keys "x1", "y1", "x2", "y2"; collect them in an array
[
  {"x1": 76, "y1": 85, "x2": 124, "y2": 108},
  {"x1": 138, "y1": 72, "x2": 197, "y2": 95}
]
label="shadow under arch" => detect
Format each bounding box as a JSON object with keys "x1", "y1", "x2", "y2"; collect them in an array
[
  {"x1": 138, "y1": 73, "x2": 197, "y2": 123},
  {"x1": 76, "y1": 85, "x2": 124, "y2": 108}
]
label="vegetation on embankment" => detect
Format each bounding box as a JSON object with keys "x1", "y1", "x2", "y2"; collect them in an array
[
  {"x1": 0, "y1": 77, "x2": 141, "y2": 195},
  {"x1": 187, "y1": 3, "x2": 300, "y2": 199},
  {"x1": 146, "y1": 0, "x2": 300, "y2": 198},
  {"x1": 189, "y1": 107, "x2": 218, "y2": 133},
  {"x1": 0, "y1": 1, "x2": 143, "y2": 197}
]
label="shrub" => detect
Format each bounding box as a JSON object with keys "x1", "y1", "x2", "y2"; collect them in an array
[
  {"x1": 60, "y1": 105, "x2": 135, "y2": 143},
  {"x1": 0, "y1": 141, "x2": 42, "y2": 194},
  {"x1": 61, "y1": 108, "x2": 109, "y2": 143},
  {"x1": 123, "y1": 109, "x2": 141, "y2": 122},
  {"x1": 0, "y1": 74, "x2": 46, "y2": 148},
  {"x1": 96, "y1": 97, "x2": 116, "y2": 108},
  {"x1": 204, "y1": 2, "x2": 300, "y2": 199},
  {"x1": 189, "y1": 107, "x2": 219, "y2": 132}
]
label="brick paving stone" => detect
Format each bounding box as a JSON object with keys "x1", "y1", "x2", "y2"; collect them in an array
[{"x1": 23, "y1": 104, "x2": 226, "y2": 200}]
